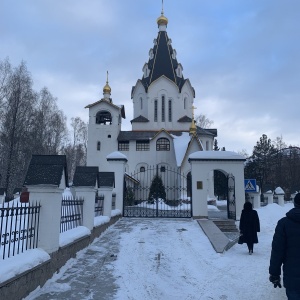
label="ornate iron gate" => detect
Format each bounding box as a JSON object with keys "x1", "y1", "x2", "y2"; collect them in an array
[
  {"x1": 123, "y1": 165, "x2": 192, "y2": 218},
  {"x1": 227, "y1": 174, "x2": 236, "y2": 219}
]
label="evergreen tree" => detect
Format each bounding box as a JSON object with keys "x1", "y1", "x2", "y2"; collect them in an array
[
  {"x1": 213, "y1": 139, "x2": 219, "y2": 151},
  {"x1": 148, "y1": 174, "x2": 166, "y2": 203}
]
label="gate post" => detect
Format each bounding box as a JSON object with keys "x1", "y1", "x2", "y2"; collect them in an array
[
  {"x1": 188, "y1": 159, "x2": 208, "y2": 218},
  {"x1": 107, "y1": 151, "x2": 128, "y2": 213}
]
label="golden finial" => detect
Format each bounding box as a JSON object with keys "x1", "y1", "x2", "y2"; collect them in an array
[
  {"x1": 157, "y1": 0, "x2": 168, "y2": 26},
  {"x1": 103, "y1": 70, "x2": 111, "y2": 94},
  {"x1": 190, "y1": 105, "x2": 197, "y2": 135}
]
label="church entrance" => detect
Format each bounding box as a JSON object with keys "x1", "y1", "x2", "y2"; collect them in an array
[{"x1": 123, "y1": 166, "x2": 192, "y2": 218}]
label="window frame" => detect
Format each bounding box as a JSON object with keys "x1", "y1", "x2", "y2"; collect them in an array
[{"x1": 156, "y1": 138, "x2": 170, "y2": 151}]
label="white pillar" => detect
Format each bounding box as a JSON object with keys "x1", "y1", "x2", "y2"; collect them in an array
[
  {"x1": 107, "y1": 153, "x2": 127, "y2": 213},
  {"x1": 74, "y1": 187, "x2": 96, "y2": 231},
  {"x1": 99, "y1": 187, "x2": 113, "y2": 217},
  {"x1": 265, "y1": 192, "x2": 273, "y2": 205},
  {"x1": 277, "y1": 194, "x2": 285, "y2": 206},
  {"x1": 27, "y1": 186, "x2": 63, "y2": 254},
  {"x1": 190, "y1": 161, "x2": 208, "y2": 218},
  {"x1": 251, "y1": 192, "x2": 261, "y2": 209}
]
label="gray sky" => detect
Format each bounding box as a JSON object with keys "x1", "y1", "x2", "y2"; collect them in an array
[{"x1": 1, "y1": 0, "x2": 299, "y2": 154}]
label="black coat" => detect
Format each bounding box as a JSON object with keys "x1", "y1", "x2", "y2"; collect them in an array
[
  {"x1": 269, "y1": 208, "x2": 300, "y2": 289},
  {"x1": 239, "y1": 209, "x2": 260, "y2": 244}
]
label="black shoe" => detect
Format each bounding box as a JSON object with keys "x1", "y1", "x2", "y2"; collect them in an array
[{"x1": 249, "y1": 250, "x2": 253, "y2": 255}]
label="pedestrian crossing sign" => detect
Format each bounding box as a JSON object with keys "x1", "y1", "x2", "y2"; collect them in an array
[{"x1": 244, "y1": 179, "x2": 256, "y2": 192}]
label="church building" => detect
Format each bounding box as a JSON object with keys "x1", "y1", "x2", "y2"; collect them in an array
[{"x1": 85, "y1": 8, "x2": 217, "y2": 177}]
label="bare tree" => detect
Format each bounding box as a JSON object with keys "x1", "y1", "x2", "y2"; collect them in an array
[
  {"x1": 195, "y1": 114, "x2": 214, "y2": 129},
  {"x1": 0, "y1": 61, "x2": 36, "y2": 198}
]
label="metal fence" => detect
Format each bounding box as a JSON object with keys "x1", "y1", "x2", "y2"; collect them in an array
[
  {"x1": 0, "y1": 201, "x2": 41, "y2": 260},
  {"x1": 60, "y1": 198, "x2": 84, "y2": 233},
  {"x1": 95, "y1": 195, "x2": 104, "y2": 217}
]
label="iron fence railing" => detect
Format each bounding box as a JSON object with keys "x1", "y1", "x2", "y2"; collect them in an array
[
  {"x1": 0, "y1": 201, "x2": 41, "y2": 260},
  {"x1": 95, "y1": 195, "x2": 104, "y2": 217},
  {"x1": 60, "y1": 198, "x2": 84, "y2": 233}
]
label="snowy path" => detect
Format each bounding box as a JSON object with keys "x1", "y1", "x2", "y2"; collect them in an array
[{"x1": 27, "y1": 217, "x2": 287, "y2": 300}]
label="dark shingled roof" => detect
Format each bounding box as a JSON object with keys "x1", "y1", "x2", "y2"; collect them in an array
[
  {"x1": 132, "y1": 31, "x2": 194, "y2": 96},
  {"x1": 0, "y1": 188, "x2": 6, "y2": 196},
  {"x1": 98, "y1": 172, "x2": 115, "y2": 188},
  {"x1": 118, "y1": 131, "x2": 157, "y2": 141},
  {"x1": 130, "y1": 115, "x2": 150, "y2": 123},
  {"x1": 13, "y1": 188, "x2": 22, "y2": 194},
  {"x1": 197, "y1": 127, "x2": 218, "y2": 138},
  {"x1": 178, "y1": 116, "x2": 192, "y2": 122},
  {"x1": 24, "y1": 155, "x2": 69, "y2": 187},
  {"x1": 73, "y1": 166, "x2": 99, "y2": 187}
]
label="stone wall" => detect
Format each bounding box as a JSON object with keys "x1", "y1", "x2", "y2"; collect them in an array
[{"x1": 0, "y1": 215, "x2": 120, "y2": 300}]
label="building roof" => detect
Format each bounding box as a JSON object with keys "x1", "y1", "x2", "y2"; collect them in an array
[
  {"x1": 178, "y1": 116, "x2": 192, "y2": 122},
  {"x1": 85, "y1": 99, "x2": 126, "y2": 119},
  {"x1": 130, "y1": 115, "x2": 150, "y2": 123},
  {"x1": 189, "y1": 151, "x2": 245, "y2": 161},
  {"x1": 73, "y1": 166, "x2": 99, "y2": 187},
  {"x1": 0, "y1": 188, "x2": 6, "y2": 196},
  {"x1": 98, "y1": 172, "x2": 115, "y2": 188},
  {"x1": 24, "y1": 155, "x2": 69, "y2": 187},
  {"x1": 132, "y1": 30, "x2": 195, "y2": 96},
  {"x1": 196, "y1": 127, "x2": 217, "y2": 137}
]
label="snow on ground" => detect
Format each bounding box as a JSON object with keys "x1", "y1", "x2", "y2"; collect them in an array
[{"x1": 24, "y1": 203, "x2": 291, "y2": 300}]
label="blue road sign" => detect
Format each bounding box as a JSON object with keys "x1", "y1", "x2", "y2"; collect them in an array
[{"x1": 244, "y1": 179, "x2": 257, "y2": 192}]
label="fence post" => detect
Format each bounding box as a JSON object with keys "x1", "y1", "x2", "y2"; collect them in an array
[
  {"x1": 264, "y1": 191, "x2": 273, "y2": 205},
  {"x1": 107, "y1": 152, "x2": 127, "y2": 213},
  {"x1": 251, "y1": 192, "x2": 261, "y2": 209},
  {"x1": 74, "y1": 187, "x2": 96, "y2": 230},
  {"x1": 99, "y1": 187, "x2": 113, "y2": 217},
  {"x1": 26, "y1": 186, "x2": 62, "y2": 254}
]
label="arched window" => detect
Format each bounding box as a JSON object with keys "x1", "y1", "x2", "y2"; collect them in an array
[
  {"x1": 140, "y1": 166, "x2": 145, "y2": 172},
  {"x1": 140, "y1": 97, "x2": 143, "y2": 110},
  {"x1": 154, "y1": 100, "x2": 158, "y2": 122},
  {"x1": 108, "y1": 135, "x2": 111, "y2": 138},
  {"x1": 156, "y1": 138, "x2": 170, "y2": 151},
  {"x1": 168, "y1": 100, "x2": 172, "y2": 122},
  {"x1": 97, "y1": 141, "x2": 101, "y2": 151},
  {"x1": 184, "y1": 97, "x2": 187, "y2": 109},
  {"x1": 96, "y1": 110, "x2": 112, "y2": 125}
]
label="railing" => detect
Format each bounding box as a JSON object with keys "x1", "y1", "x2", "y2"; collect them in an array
[
  {"x1": 95, "y1": 195, "x2": 104, "y2": 217},
  {"x1": 0, "y1": 201, "x2": 41, "y2": 260},
  {"x1": 60, "y1": 198, "x2": 84, "y2": 233}
]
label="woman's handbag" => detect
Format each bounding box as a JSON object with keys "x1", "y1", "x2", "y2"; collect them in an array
[{"x1": 238, "y1": 234, "x2": 244, "y2": 244}]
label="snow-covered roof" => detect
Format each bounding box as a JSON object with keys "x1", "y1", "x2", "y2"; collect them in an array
[
  {"x1": 106, "y1": 151, "x2": 128, "y2": 160},
  {"x1": 189, "y1": 151, "x2": 245, "y2": 161},
  {"x1": 172, "y1": 132, "x2": 191, "y2": 166}
]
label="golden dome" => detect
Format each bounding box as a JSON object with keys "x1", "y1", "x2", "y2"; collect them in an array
[
  {"x1": 103, "y1": 71, "x2": 111, "y2": 94},
  {"x1": 157, "y1": 13, "x2": 168, "y2": 26},
  {"x1": 103, "y1": 83, "x2": 111, "y2": 94},
  {"x1": 189, "y1": 119, "x2": 197, "y2": 135}
]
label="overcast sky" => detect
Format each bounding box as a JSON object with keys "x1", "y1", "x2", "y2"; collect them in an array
[{"x1": 1, "y1": 0, "x2": 299, "y2": 154}]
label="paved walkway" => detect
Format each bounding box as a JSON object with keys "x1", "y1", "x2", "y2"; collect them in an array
[{"x1": 26, "y1": 217, "x2": 286, "y2": 300}]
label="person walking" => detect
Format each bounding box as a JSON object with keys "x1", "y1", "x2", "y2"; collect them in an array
[
  {"x1": 238, "y1": 201, "x2": 260, "y2": 254},
  {"x1": 269, "y1": 193, "x2": 300, "y2": 299}
]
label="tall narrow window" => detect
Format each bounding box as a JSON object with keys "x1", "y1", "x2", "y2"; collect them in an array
[
  {"x1": 154, "y1": 100, "x2": 158, "y2": 122},
  {"x1": 97, "y1": 141, "x2": 101, "y2": 151},
  {"x1": 184, "y1": 97, "x2": 187, "y2": 109},
  {"x1": 140, "y1": 97, "x2": 143, "y2": 110},
  {"x1": 161, "y1": 96, "x2": 165, "y2": 122},
  {"x1": 168, "y1": 100, "x2": 172, "y2": 122}
]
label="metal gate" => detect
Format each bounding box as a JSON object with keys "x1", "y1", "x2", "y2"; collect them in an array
[
  {"x1": 123, "y1": 165, "x2": 192, "y2": 218},
  {"x1": 227, "y1": 174, "x2": 236, "y2": 219}
]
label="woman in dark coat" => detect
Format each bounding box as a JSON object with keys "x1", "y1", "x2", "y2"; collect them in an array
[{"x1": 239, "y1": 201, "x2": 260, "y2": 254}]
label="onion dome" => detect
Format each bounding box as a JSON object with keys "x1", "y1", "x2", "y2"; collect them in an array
[
  {"x1": 103, "y1": 71, "x2": 111, "y2": 94},
  {"x1": 157, "y1": 12, "x2": 168, "y2": 26}
]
